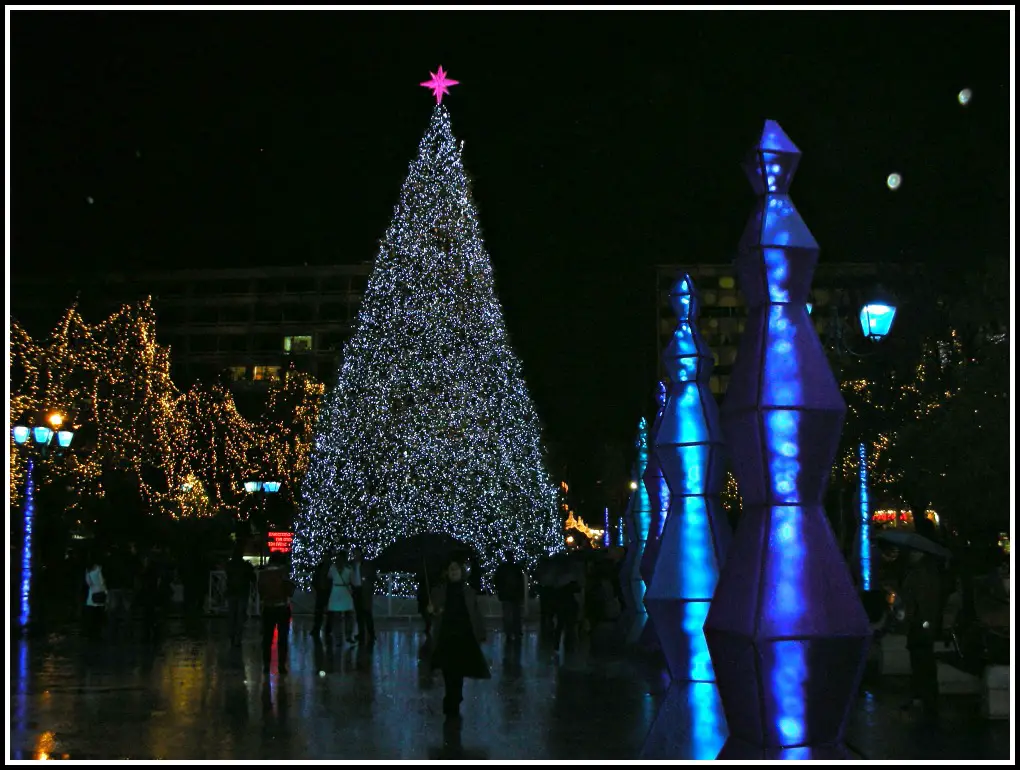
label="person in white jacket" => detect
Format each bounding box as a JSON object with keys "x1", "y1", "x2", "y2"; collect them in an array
[
  {"x1": 84, "y1": 556, "x2": 107, "y2": 639},
  {"x1": 326, "y1": 556, "x2": 355, "y2": 644}
]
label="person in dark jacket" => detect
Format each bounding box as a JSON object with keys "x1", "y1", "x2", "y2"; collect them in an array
[
  {"x1": 226, "y1": 550, "x2": 255, "y2": 647},
  {"x1": 258, "y1": 553, "x2": 296, "y2": 675},
  {"x1": 428, "y1": 559, "x2": 491, "y2": 721},
  {"x1": 493, "y1": 555, "x2": 527, "y2": 640},
  {"x1": 310, "y1": 554, "x2": 333, "y2": 638},
  {"x1": 897, "y1": 547, "x2": 943, "y2": 719}
]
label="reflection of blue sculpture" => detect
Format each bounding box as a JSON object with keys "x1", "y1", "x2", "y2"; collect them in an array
[
  {"x1": 704, "y1": 121, "x2": 872, "y2": 759},
  {"x1": 646, "y1": 275, "x2": 731, "y2": 682},
  {"x1": 620, "y1": 418, "x2": 651, "y2": 642}
]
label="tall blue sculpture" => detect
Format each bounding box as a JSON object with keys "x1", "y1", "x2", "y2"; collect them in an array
[
  {"x1": 703, "y1": 121, "x2": 872, "y2": 759},
  {"x1": 638, "y1": 382, "x2": 670, "y2": 649},
  {"x1": 620, "y1": 417, "x2": 652, "y2": 643},
  {"x1": 645, "y1": 275, "x2": 731, "y2": 683},
  {"x1": 640, "y1": 384, "x2": 669, "y2": 592},
  {"x1": 641, "y1": 275, "x2": 731, "y2": 760}
]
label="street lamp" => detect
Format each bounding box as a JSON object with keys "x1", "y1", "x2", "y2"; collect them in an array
[
  {"x1": 826, "y1": 288, "x2": 899, "y2": 592},
  {"x1": 11, "y1": 411, "x2": 76, "y2": 628},
  {"x1": 244, "y1": 479, "x2": 281, "y2": 565}
]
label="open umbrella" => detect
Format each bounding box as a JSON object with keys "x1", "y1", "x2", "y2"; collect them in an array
[
  {"x1": 374, "y1": 533, "x2": 477, "y2": 577},
  {"x1": 875, "y1": 530, "x2": 952, "y2": 559}
]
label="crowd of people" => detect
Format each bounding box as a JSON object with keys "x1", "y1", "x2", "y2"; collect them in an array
[{"x1": 74, "y1": 527, "x2": 1002, "y2": 729}]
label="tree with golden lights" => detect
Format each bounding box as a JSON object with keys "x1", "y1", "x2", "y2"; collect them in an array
[{"x1": 9, "y1": 301, "x2": 325, "y2": 537}]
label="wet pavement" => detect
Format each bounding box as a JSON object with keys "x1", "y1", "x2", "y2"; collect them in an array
[{"x1": 8, "y1": 617, "x2": 1012, "y2": 761}]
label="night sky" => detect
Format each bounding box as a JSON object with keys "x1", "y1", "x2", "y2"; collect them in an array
[{"x1": 10, "y1": 11, "x2": 1011, "y2": 495}]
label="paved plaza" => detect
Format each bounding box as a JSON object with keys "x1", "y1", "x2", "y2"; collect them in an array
[{"x1": 8, "y1": 616, "x2": 1011, "y2": 761}]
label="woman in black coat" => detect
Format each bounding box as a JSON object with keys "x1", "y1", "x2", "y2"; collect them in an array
[{"x1": 428, "y1": 559, "x2": 491, "y2": 721}]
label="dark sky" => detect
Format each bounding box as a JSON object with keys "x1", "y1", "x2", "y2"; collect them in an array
[{"x1": 10, "y1": 11, "x2": 1011, "y2": 496}]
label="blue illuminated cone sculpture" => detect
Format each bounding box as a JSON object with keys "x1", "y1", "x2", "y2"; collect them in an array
[
  {"x1": 620, "y1": 418, "x2": 652, "y2": 643},
  {"x1": 703, "y1": 121, "x2": 872, "y2": 759},
  {"x1": 645, "y1": 275, "x2": 731, "y2": 682},
  {"x1": 641, "y1": 384, "x2": 670, "y2": 590},
  {"x1": 638, "y1": 383, "x2": 670, "y2": 649}
]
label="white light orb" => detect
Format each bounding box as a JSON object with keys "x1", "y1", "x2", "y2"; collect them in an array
[
  {"x1": 319, "y1": 670, "x2": 326, "y2": 677},
  {"x1": 86, "y1": 196, "x2": 94, "y2": 205},
  {"x1": 886, "y1": 173, "x2": 902, "y2": 191},
  {"x1": 958, "y1": 88, "x2": 972, "y2": 106}
]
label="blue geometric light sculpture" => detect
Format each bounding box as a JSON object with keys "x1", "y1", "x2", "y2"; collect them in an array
[
  {"x1": 620, "y1": 417, "x2": 652, "y2": 643},
  {"x1": 638, "y1": 382, "x2": 671, "y2": 648},
  {"x1": 646, "y1": 274, "x2": 732, "y2": 683},
  {"x1": 704, "y1": 121, "x2": 872, "y2": 760}
]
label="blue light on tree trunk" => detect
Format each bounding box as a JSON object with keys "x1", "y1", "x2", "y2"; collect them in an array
[
  {"x1": 20, "y1": 458, "x2": 35, "y2": 627},
  {"x1": 859, "y1": 443, "x2": 870, "y2": 591}
]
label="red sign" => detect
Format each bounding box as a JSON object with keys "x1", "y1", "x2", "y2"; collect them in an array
[{"x1": 267, "y1": 531, "x2": 294, "y2": 554}]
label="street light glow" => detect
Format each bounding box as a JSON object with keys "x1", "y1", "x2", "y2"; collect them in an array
[{"x1": 47, "y1": 412, "x2": 64, "y2": 429}]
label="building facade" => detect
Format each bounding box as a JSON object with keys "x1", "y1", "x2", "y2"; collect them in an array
[
  {"x1": 12, "y1": 264, "x2": 373, "y2": 389},
  {"x1": 120, "y1": 265, "x2": 372, "y2": 387}
]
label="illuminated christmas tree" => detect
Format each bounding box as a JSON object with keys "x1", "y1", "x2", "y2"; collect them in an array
[{"x1": 292, "y1": 71, "x2": 561, "y2": 588}]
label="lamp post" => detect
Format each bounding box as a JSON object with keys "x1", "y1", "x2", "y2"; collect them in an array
[
  {"x1": 244, "y1": 479, "x2": 281, "y2": 566},
  {"x1": 824, "y1": 287, "x2": 898, "y2": 592},
  {"x1": 12, "y1": 411, "x2": 76, "y2": 629}
]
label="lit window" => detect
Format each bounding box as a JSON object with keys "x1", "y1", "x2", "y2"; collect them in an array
[
  {"x1": 227, "y1": 366, "x2": 248, "y2": 382},
  {"x1": 253, "y1": 366, "x2": 282, "y2": 382},
  {"x1": 283, "y1": 335, "x2": 313, "y2": 353},
  {"x1": 719, "y1": 276, "x2": 736, "y2": 289}
]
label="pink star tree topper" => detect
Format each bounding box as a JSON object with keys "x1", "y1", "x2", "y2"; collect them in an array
[{"x1": 420, "y1": 66, "x2": 459, "y2": 104}]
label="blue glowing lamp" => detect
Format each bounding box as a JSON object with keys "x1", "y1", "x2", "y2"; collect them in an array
[
  {"x1": 263, "y1": 481, "x2": 281, "y2": 493},
  {"x1": 244, "y1": 480, "x2": 262, "y2": 494},
  {"x1": 56, "y1": 429, "x2": 74, "y2": 448},
  {"x1": 32, "y1": 426, "x2": 53, "y2": 446},
  {"x1": 12, "y1": 425, "x2": 31, "y2": 445},
  {"x1": 859, "y1": 290, "x2": 897, "y2": 341}
]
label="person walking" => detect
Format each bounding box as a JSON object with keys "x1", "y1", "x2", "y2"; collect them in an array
[
  {"x1": 359, "y1": 554, "x2": 378, "y2": 644},
  {"x1": 257, "y1": 552, "x2": 295, "y2": 675},
  {"x1": 493, "y1": 554, "x2": 526, "y2": 640},
  {"x1": 428, "y1": 558, "x2": 490, "y2": 722},
  {"x1": 138, "y1": 550, "x2": 168, "y2": 642},
  {"x1": 897, "y1": 545, "x2": 944, "y2": 721},
  {"x1": 327, "y1": 555, "x2": 355, "y2": 644},
  {"x1": 226, "y1": 549, "x2": 255, "y2": 647},
  {"x1": 310, "y1": 554, "x2": 333, "y2": 638},
  {"x1": 350, "y1": 546, "x2": 376, "y2": 644},
  {"x1": 84, "y1": 554, "x2": 108, "y2": 640}
]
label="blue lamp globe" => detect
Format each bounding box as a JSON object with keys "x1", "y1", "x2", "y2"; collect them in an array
[
  {"x1": 263, "y1": 481, "x2": 281, "y2": 494},
  {"x1": 56, "y1": 429, "x2": 75, "y2": 448},
  {"x1": 244, "y1": 480, "x2": 262, "y2": 494},
  {"x1": 12, "y1": 425, "x2": 31, "y2": 445},
  {"x1": 32, "y1": 426, "x2": 54, "y2": 446},
  {"x1": 859, "y1": 298, "x2": 897, "y2": 341}
]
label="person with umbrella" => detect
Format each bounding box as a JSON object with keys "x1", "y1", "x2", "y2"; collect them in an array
[
  {"x1": 889, "y1": 517, "x2": 948, "y2": 721},
  {"x1": 427, "y1": 557, "x2": 491, "y2": 722}
]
